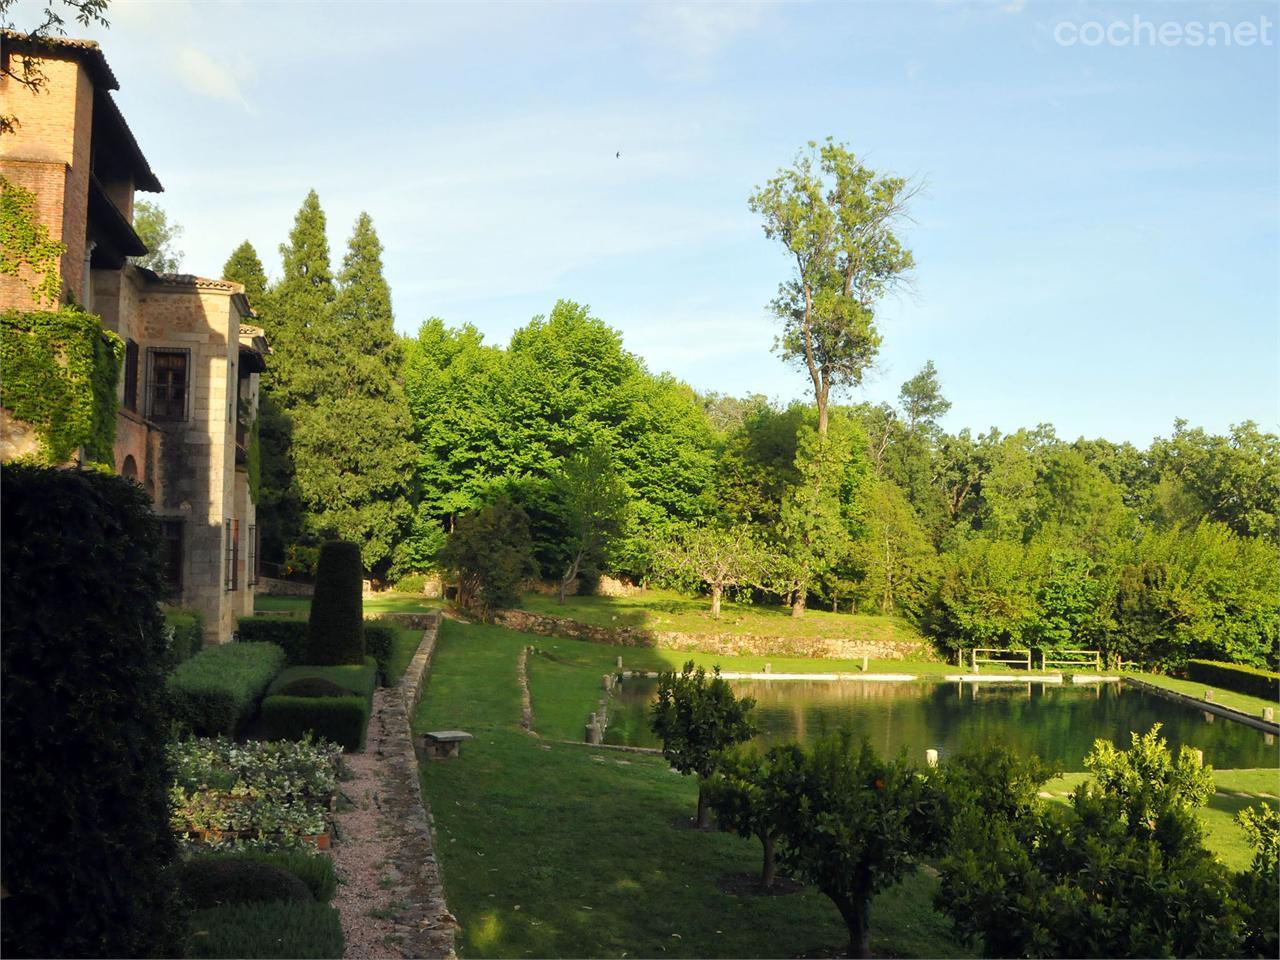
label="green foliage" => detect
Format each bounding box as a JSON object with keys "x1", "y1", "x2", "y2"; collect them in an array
[
  {"x1": 1235, "y1": 803, "x2": 1280, "y2": 958},
  {"x1": 550, "y1": 442, "x2": 630, "y2": 599},
  {"x1": 261, "y1": 696, "x2": 371, "y2": 751},
  {"x1": 0, "y1": 174, "x2": 65, "y2": 305},
  {"x1": 238, "y1": 849, "x2": 338, "y2": 903},
  {"x1": 167, "y1": 642, "x2": 287, "y2": 736},
  {"x1": 654, "y1": 523, "x2": 771, "y2": 618},
  {"x1": 771, "y1": 731, "x2": 944, "y2": 958},
  {"x1": 175, "y1": 855, "x2": 313, "y2": 908},
  {"x1": 707, "y1": 746, "x2": 803, "y2": 887},
  {"x1": 289, "y1": 211, "x2": 415, "y2": 574},
  {"x1": 442, "y1": 496, "x2": 535, "y2": 618},
  {"x1": 1185, "y1": 659, "x2": 1280, "y2": 702},
  {"x1": 389, "y1": 503, "x2": 447, "y2": 581},
  {"x1": 306, "y1": 541, "x2": 366, "y2": 665},
  {"x1": 936, "y1": 726, "x2": 1246, "y2": 958},
  {"x1": 130, "y1": 199, "x2": 184, "y2": 272},
  {"x1": 1, "y1": 465, "x2": 178, "y2": 958},
  {"x1": 363, "y1": 621, "x2": 396, "y2": 683},
  {"x1": 0, "y1": 306, "x2": 123, "y2": 465},
  {"x1": 237, "y1": 617, "x2": 308, "y2": 663},
  {"x1": 186, "y1": 900, "x2": 344, "y2": 959},
  {"x1": 650, "y1": 661, "x2": 757, "y2": 827},
  {"x1": 928, "y1": 537, "x2": 1038, "y2": 653},
  {"x1": 163, "y1": 605, "x2": 205, "y2": 670},
  {"x1": 750, "y1": 138, "x2": 916, "y2": 433},
  {"x1": 852, "y1": 478, "x2": 935, "y2": 616}
]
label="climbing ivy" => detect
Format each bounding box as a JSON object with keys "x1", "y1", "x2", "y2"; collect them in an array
[
  {"x1": 0, "y1": 308, "x2": 123, "y2": 466},
  {"x1": 0, "y1": 176, "x2": 66, "y2": 307}
]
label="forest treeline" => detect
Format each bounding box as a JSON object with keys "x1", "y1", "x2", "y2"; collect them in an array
[{"x1": 224, "y1": 181, "x2": 1278, "y2": 672}]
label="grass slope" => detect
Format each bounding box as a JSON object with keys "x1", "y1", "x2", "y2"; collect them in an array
[
  {"x1": 253, "y1": 593, "x2": 440, "y2": 619},
  {"x1": 520, "y1": 589, "x2": 925, "y2": 644},
  {"x1": 415, "y1": 620, "x2": 968, "y2": 959},
  {"x1": 1123, "y1": 671, "x2": 1279, "y2": 718}
]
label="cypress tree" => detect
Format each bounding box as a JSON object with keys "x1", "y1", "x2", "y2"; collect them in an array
[
  {"x1": 271, "y1": 190, "x2": 336, "y2": 409},
  {"x1": 291, "y1": 212, "x2": 415, "y2": 575},
  {"x1": 221, "y1": 241, "x2": 268, "y2": 304}
]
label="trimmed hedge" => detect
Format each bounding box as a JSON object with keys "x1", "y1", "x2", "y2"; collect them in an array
[
  {"x1": 163, "y1": 606, "x2": 205, "y2": 671},
  {"x1": 2, "y1": 465, "x2": 179, "y2": 958},
  {"x1": 307, "y1": 541, "x2": 365, "y2": 665},
  {"x1": 168, "y1": 643, "x2": 286, "y2": 736},
  {"x1": 186, "y1": 901, "x2": 344, "y2": 959},
  {"x1": 237, "y1": 617, "x2": 308, "y2": 664},
  {"x1": 1185, "y1": 660, "x2": 1280, "y2": 703},
  {"x1": 365, "y1": 621, "x2": 395, "y2": 684},
  {"x1": 260, "y1": 696, "x2": 370, "y2": 752},
  {"x1": 234, "y1": 849, "x2": 337, "y2": 902},
  {"x1": 175, "y1": 856, "x2": 311, "y2": 909},
  {"x1": 267, "y1": 657, "x2": 378, "y2": 700}
]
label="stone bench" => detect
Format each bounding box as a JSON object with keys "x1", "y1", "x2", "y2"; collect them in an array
[{"x1": 422, "y1": 730, "x2": 473, "y2": 760}]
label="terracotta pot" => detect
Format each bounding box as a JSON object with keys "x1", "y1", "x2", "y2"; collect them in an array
[{"x1": 303, "y1": 832, "x2": 331, "y2": 850}]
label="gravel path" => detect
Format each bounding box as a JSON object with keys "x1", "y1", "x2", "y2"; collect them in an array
[{"x1": 330, "y1": 621, "x2": 457, "y2": 959}]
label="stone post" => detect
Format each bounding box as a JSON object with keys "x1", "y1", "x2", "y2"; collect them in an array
[
  {"x1": 616, "y1": 656, "x2": 623, "y2": 669},
  {"x1": 1264, "y1": 707, "x2": 1274, "y2": 722},
  {"x1": 1191, "y1": 748, "x2": 1204, "y2": 767},
  {"x1": 861, "y1": 656, "x2": 869, "y2": 673},
  {"x1": 1204, "y1": 690, "x2": 1213, "y2": 702},
  {"x1": 763, "y1": 662, "x2": 771, "y2": 674},
  {"x1": 926, "y1": 749, "x2": 939, "y2": 768}
]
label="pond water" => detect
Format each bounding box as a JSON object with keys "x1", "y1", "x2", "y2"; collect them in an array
[{"x1": 604, "y1": 678, "x2": 1280, "y2": 771}]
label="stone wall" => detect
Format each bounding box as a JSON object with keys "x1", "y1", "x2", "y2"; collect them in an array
[
  {"x1": 257, "y1": 575, "x2": 314, "y2": 597},
  {"x1": 492, "y1": 608, "x2": 936, "y2": 661}
]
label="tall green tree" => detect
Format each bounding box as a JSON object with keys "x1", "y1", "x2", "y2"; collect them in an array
[
  {"x1": 222, "y1": 241, "x2": 268, "y2": 303},
  {"x1": 290, "y1": 212, "x2": 415, "y2": 574},
  {"x1": 550, "y1": 443, "x2": 629, "y2": 602},
  {"x1": 750, "y1": 138, "x2": 917, "y2": 436},
  {"x1": 270, "y1": 190, "x2": 336, "y2": 409},
  {"x1": 853, "y1": 478, "x2": 935, "y2": 616}
]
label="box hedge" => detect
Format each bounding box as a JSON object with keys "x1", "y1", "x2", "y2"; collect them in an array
[
  {"x1": 168, "y1": 642, "x2": 287, "y2": 736},
  {"x1": 267, "y1": 657, "x2": 378, "y2": 700},
  {"x1": 307, "y1": 541, "x2": 365, "y2": 665},
  {"x1": 175, "y1": 856, "x2": 312, "y2": 909},
  {"x1": 260, "y1": 696, "x2": 370, "y2": 751},
  {"x1": 237, "y1": 617, "x2": 308, "y2": 664},
  {"x1": 162, "y1": 606, "x2": 205, "y2": 671},
  {"x1": 1185, "y1": 660, "x2": 1280, "y2": 703},
  {"x1": 186, "y1": 900, "x2": 344, "y2": 959},
  {"x1": 2, "y1": 464, "x2": 178, "y2": 958},
  {"x1": 364, "y1": 621, "x2": 396, "y2": 684}
]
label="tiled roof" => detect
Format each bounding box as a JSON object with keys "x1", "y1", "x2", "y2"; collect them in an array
[
  {"x1": 1, "y1": 30, "x2": 119, "y2": 90},
  {"x1": 147, "y1": 271, "x2": 241, "y2": 292}
]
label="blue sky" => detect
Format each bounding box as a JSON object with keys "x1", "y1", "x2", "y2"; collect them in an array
[{"x1": 25, "y1": 0, "x2": 1277, "y2": 445}]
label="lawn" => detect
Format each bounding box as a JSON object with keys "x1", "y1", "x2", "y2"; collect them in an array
[
  {"x1": 416, "y1": 620, "x2": 1278, "y2": 958},
  {"x1": 519, "y1": 588, "x2": 925, "y2": 644},
  {"x1": 385, "y1": 622, "x2": 426, "y2": 684},
  {"x1": 415, "y1": 620, "x2": 969, "y2": 959},
  {"x1": 1123, "y1": 671, "x2": 1279, "y2": 719},
  {"x1": 253, "y1": 592, "x2": 441, "y2": 619}
]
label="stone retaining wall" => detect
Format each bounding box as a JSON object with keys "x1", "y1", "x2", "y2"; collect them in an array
[
  {"x1": 256, "y1": 575, "x2": 314, "y2": 597},
  {"x1": 493, "y1": 608, "x2": 934, "y2": 661}
]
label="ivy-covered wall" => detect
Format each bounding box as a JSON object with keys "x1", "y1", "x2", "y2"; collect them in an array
[{"x1": 0, "y1": 307, "x2": 123, "y2": 467}]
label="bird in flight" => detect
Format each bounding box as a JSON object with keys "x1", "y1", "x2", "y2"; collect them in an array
[{"x1": 616, "y1": 151, "x2": 621, "y2": 159}]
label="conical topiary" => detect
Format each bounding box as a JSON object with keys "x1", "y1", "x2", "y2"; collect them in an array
[{"x1": 306, "y1": 540, "x2": 364, "y2": 665}]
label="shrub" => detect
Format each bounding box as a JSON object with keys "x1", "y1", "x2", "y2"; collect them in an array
[
  {"x1": 233, "y1": 849, "x2": 337, "y2": 903},
  {"x1": 167, "y1": 642, "x2": 287, "y2": 736},
  {"x1": 2, "y1": 465, "x2": 178, "y2": 957},
  {"x1": 393, "y1": 572, "x2": 428, "y2": 593},
  {"x1": 277, "y1": 677, "x2": 358, "y2": 698},
  {"x1": 162, "y1": 606, "x2": 206, "y2": 671},
  {"x1": 175, "y1": 856, "x2": 312, "y2": 908},
  {"x1": 237, "y1": 618, "x2": 308, "y2": 663},
  {"x1": 441, "y1": 496, "x2": 535, "y2": 618},
  {"x1": 267, "y1": 658, "x2": 378, "y2": 700},
  {"x1": 186, "y1": 901, "x2": 344, "y2": 959},
  {"x1": 260, "y1": 696, "x2": 370, "y2": 752},
  {"x1": 307, "y1": 541, "x2": 365, "y2": 665},
  {"x1": 1185, "y1": 659, "x2": 1280, "y2": 703},
  {"x1": 364, "y1": 621, "x2": 396, "y2": 683}
]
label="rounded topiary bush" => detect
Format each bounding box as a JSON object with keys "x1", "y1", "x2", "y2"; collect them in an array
[
  {"x1": 177, "y1": 857, "x2": 313, "y2": 909},
  {"x1": 2, "y1": 464, "x2": 178, "y2": 958},
  {"x1": 276, "y1": 677, "x2": 354, "y2": 698},
  {"x1": 306, "y1": 541, "x2": 365, "y2": 665}
]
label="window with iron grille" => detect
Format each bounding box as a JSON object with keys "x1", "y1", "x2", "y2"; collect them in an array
[
  {"x1": 247, "y1": 524, "x2": 258, "y2": 586},
  {"x1": 160, "y1": 519, "x2": 184, "y2": 595},
  {"x1": 147, "y1": 347, "x2": 190, "y2": 422},
  {"x1": 123, "y1": 339, "x2": 139, "y2": 412},
  {"x1": 225, "y1": 518, "x2": 240, "y2": 592}
]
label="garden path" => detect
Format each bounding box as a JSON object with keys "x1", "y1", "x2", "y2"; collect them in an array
[{"x1": 331, "y1": 621, "x2": 457, "y2": 959}]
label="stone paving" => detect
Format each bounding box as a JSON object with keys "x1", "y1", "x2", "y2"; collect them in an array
[{"x1": 330, "y1": 616, "x2": 457, "y2": 959}]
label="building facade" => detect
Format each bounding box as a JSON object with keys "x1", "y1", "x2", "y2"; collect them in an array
[{"x1": 1, "y1": 31, "x2": 266, "y2": 644}]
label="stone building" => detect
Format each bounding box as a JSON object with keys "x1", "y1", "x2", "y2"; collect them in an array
[{"x1": 1, "y1": 31, "x2": 266, "y2": 644}]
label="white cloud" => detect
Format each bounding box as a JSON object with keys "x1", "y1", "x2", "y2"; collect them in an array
[
  {"x1": 636, "y1": 1, "x2": 772, "y2": 79},
  {"x1": 173, "y1": 46, "x2": 253, "y2": 111}
]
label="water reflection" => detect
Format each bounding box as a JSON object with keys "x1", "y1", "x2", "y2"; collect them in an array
[{"x1": 606, "y1": 679, "x2": 1280, "y2": 771}]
